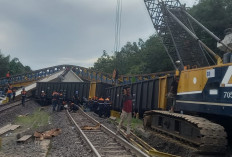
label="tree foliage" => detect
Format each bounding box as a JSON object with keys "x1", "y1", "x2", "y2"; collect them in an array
[
  {"x1": 93, "y1": 0, "x2": 231, "y2": 75},
  {"x1": 0, "y1": 52, "x2": 32, "y2": 78},
  {"x1": 93, "y1": 35, "x2": 173, "y2": 75},
  {"x1": 189, "y1": 0, "x2": 232, "y2": 56}
]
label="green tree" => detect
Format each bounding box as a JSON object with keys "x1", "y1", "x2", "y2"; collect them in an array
[
  {"x1": 93, "y1": 0, "x2": 231, "y2": 76},
  {"x1": 93, "y1": 36, "x2": 173, "y2": 75},
  {"x1": 9, "y1": 58, "x2": 26, "y2": 75},
  {"x1": 93, "y1": 50, "x2": 114, "y2": 74},
  {"x1": 189, "y1": 0, "x2": 232, "y2": 56},
  {"x1": 0, "y1": 53, "x2": 10, "y2": 78},
  {"x1": 0, "y1": 52, "x2": 32, "y2": 78},
  {"x1": 141, "y1": 35, "x2": 173, "y2": 73}
]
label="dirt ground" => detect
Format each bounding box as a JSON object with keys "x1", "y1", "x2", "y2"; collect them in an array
[
  {"x1": 1, "y1": 102, "x2": 231, "y2": 157},
  {"x1": 87, "y1": 111, "x2": 232, "y2": 157}
]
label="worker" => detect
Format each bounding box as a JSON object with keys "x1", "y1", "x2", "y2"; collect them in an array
[
  {"x1": 97, "y1": 97, "x2": 105, "y2": 117},
  {"x1": 57, "y1": 92, "x2": 64, "y2": 111},
  {"x1": 21, "y1": 88, "x2": 27, "y2": 106},
  {"x1": 12, "y1": 88, "x2": 16, "y2": 101},
  {"x1": 52, "y1": 91, "x2": 58, "y2": 111},
  {"x1": 88, "y1": 97, "x2": 93, "y2": 111},
  {"x1": 82, "y1": 97, "x2": 88, "y2": 107},
  {"x1": 8, "y1": 83, "x2": 12, "y2": 90},
  {"x1": 4, "y1": 86, "x2": 8, "y2": 95},
  {"x1": 167, "y1": 75, "x2": 179, "y2": 112},
  {"x1": 72, "y1": 94, "x2": 80, "y2": 106},
  {"x1": 92, "y1": 97, "x2": 98, "y2": 113},
  {"x1": 69, "y1": 102, "x2": 78, "y2": 112},
  {"x1": 40, "y1": 91, "x2": 46, "y2": 106},
  {"x1": 104, "y1": 97, "x2": 111, "y2": 118},
  {"x1": 75, "y1": 90, "x2": 79, "y2": 96},
  {"x1": 7, "y1": 88, "x2": 13, "y2": 103},
  {"x1": 105, "y1": 97, "x2": 110, "y2": 102},
  {"x1": 63, "y1": 90, "x2": 67, "y2": 101},
  {"x1": 62, "y1": 101, "x2": 67, "y2": 110},
  {"x1": 116, "y1": 86, "x2": 132, "y2": 138},
  {"x1": 6, "y1": 71, "x2": 10, "y2": 82}
]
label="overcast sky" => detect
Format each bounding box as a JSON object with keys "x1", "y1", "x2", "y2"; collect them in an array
[{"x1": 0, "y1": 0, "x2": 198, "y2": 70}]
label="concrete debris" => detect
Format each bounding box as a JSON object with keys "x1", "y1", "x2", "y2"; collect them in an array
[
  {"x1": 81, "y1": 123, "x2": 100, "y2": 130},
  {"x1": 109, "y1": 116, "x2": 116, "y2": 120},
  {"x1": 18, "y1": 113, "x2": 29, "y2": 117},
  {"x1": 34, "y1": 128, "x2": 61, "y2": 140}
]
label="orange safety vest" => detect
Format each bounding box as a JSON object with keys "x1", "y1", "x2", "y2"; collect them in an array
[{"x1": 7, "y1": 89, "x2": 12, "y2": 94}]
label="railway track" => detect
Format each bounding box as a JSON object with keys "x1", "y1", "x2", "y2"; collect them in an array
[
  {"x1": 116, "y1": 122, "x2": 179, "y2": 157},
  {"x1": 0, "y1": 99, "x2": 29, "y2": 112},
  {"x1": 67, "y1": 109, "x2": 149, "y2": 157},
  {"x1": 0, "y1": 101, "x2": 22, "y2": 112}
]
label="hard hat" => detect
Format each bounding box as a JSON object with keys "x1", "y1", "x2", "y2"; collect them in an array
[{"x1": 99, "y1": 97, "x2": 104, "y2": 101}]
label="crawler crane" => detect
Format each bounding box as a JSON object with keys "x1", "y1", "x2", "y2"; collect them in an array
[{"x1": 143, "y1": 0, "x2": 232, "y2": 153}]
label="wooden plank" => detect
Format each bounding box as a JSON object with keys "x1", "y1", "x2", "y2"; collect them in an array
[
  {"x1": 109, "y1": 116, "x2": 116, "y2": 120},
  {"x1": 0, "y1": 124, "x2": 12, "y2": 135},
  {"x1": 10, "y1": 125, "x2": 20, "y2": 131},
  {"x1": 17, "y1": 135, "x2": 32, "y2": 142},
  {"x1": 0, "y1": 124, "x2": 20, "y2": 135}
]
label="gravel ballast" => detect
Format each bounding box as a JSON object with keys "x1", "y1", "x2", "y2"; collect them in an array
[{"x1": 1, "y1": 101, "x2": 230, "y2": 157}]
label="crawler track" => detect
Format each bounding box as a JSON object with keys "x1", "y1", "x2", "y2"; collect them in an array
[
  {"x1": 144, "y1": 110, "x2": 227, "y2": 153},
  {"x1": 67, "y1": 109, "x2": 149, "y2": 157}
]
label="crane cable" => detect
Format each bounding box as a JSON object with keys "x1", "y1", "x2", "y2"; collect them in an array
[
  {"x1": 113, "y1": 0, "x2": 122, "y2": 83},
  {"x1": 114, "y1": 0, "x2": 122, "y2": 53}
]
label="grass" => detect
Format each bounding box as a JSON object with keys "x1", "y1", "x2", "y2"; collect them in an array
[
  {"x1": 14, "y1": 109, "x2": 50, "y2": 129},
  {"x1": 131, "y1": 118, "x2": 143, "y2": 129},
  {"x1": 116, "y1": 117, "x2": 143, "y2": 130}
]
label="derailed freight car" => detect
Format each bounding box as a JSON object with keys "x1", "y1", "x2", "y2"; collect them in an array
[
  {"x1": 106, "y1": 75, "x2": 175, "y2": 117},
  {"x1": 35, "y1": 82, "x2": 111, "y2": 104}
]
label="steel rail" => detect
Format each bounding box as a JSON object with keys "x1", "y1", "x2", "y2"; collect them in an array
[
  {"x1": 0, "y1": 99, "x2": 30, "y2": 113},
  {"x1": 78, "y1": 108, "x2": 149, "y2": 157},
  {"x1": 66, "y1": 110, "x2": 101, "y2": 157},
  {"x1": 115, "y1": 119, "x2": 180, "y2": 157}
]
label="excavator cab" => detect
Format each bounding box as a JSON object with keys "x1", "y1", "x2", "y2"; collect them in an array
[{"x1": 217, "y1": 28, "x2": 232, "y2": 64}]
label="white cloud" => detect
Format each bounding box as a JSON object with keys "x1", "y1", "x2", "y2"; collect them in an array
[
  {"x1": 0, "y1": 0, "x2": 197, "y2": 70},
  {"x1": 57, "y1": 57, "x2": 98, "y2": 67}
]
